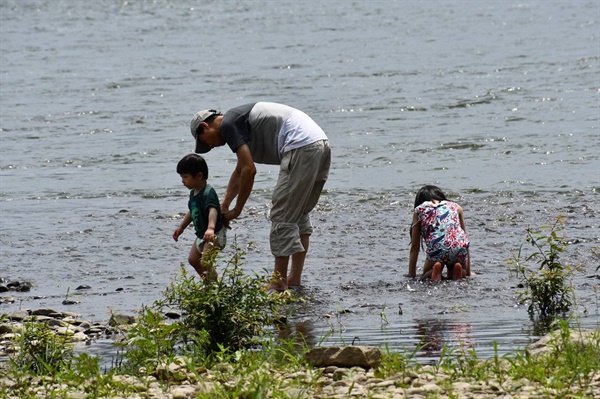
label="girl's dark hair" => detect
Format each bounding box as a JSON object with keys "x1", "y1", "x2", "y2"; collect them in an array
[
  {"x1": 409, "y1": 185, "x2": 448, "y2": 243},
  {"x1": 177, "y1": 154, "x2": 209, "y2": 179},
  {"x1": 414, "y1": 185, "x2": 447, "y2": 208}
]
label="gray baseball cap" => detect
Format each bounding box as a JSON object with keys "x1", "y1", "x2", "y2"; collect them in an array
[{"x1": 190, "y1": 109, "x2": 221, "y2": 153}]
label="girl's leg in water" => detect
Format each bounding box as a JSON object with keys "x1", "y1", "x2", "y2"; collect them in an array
[{"x1": 431, "y1": 262, "x2": 443, "y2": 282}]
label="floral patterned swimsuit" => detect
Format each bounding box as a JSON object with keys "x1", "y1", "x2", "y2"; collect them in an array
[{"x1": 414, "y1": 200, "x2": 469, "y2": 265}]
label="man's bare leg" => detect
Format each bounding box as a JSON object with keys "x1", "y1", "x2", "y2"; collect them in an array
[
  {"x1": 267, "y1": 255, "x2": 290, "y2": 292},
  {"x1": 287, "y1": 234, "x2": 309, "y2": 287}
]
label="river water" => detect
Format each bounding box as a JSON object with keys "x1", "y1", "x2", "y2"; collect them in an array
[{"x1": 1, "y1": 0, "x2": 598, "y2": 363}]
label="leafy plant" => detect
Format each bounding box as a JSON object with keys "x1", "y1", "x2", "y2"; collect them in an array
[
  {"x1": 507, "y1": 215, "x2": 575, "y2": 318},
  {"x1": 8, "y1": 320, "x2": 74, "y2": 376},
  {"x1": 114, "y1": 305, "x2": 184, "y2": 375},
  {"x1": 159, "y1": 240, "x2": 290, "y2": 354}
]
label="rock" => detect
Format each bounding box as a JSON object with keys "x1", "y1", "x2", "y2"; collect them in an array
[
  {"x1": 0, "y1": 324, "x2": 15, "y2": 334},
  {"x1": 527, "y1": 328, "x2": 599, "y2": 356},
  {"x1": 30, "y1": 309, "x2": 61, "y2": 317},
  {"x1": 304, "y1": 346, "x2": 382, "y2": 369},
  {"x1": 55, "y1": 326, "x2": 75, "y2": 336},
  {"x1": 171, "y1": 385, "x2": 197, "y2": 398},
  {"x1": 5, "y1": 310, "x2": 28, "y2": 321},
  {"x1": 108, "y1": 313, "x2": 136, "y2": 327},
  {"x1": 421, "y1": 382, "x2": 442, "y2": 393},
  {"x1": 165, "y1": 311, "x2": 181, "y2": 319},
  {"x1": 71, "y1": 331, "x2": 88, "y2": 342},
  {"x1": 16, "y1": 282, "x2": 32, "y2": 292}
]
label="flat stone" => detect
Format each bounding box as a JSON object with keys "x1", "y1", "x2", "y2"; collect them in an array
[{"x1": 305, "y1": 346, "x2": 382, "y2": 369}]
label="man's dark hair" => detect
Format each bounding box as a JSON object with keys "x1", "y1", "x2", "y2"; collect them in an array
[
  {"x1": 195, "y1": 113, "x2": 221, "y2": 137},
  {"x1": 177, "y1": 153, "x2": 209, "y2": 179}
]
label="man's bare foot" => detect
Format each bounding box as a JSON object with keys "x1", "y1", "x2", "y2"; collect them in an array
[
  {"x1": 265, "y1": 282, "x2": 288, "y2": 292},
  {"x1": 452, "y1": 263, "x2": 463, "y2": 280},
  {"x1": 431, "y1": 262, "x2": 442, "y2": 282},
  {"x1": 287, "y1": 275, "x2": 301, "y2": 287},
  {"x1": 287, "y1": 270, "x2": 301, "y2": 286}
]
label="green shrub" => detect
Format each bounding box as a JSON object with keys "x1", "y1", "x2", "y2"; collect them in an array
[
  {"x1": 115, "y1": 239, "x2": 291, "y2": 377},
  {"x1": 114, "y1": 305, "x2": 184, "y2": 375},
  {"x1": 8, "y1": 320, "x2": 73, "y2": 376},
  {"x1": 507, "y1": 216, "x2": 575, "y2": 318},
  {"x1": 159, "y1": 240, "x2": 290, "y2": 354}
]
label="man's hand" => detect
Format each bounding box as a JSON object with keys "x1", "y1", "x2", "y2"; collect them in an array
[{"x1": 222, "y1": 208, "x2": 241, "y2": 228}]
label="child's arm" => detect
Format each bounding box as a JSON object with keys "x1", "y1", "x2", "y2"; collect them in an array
[
  {"x1": 203, "y1": 207, "x2": 218, "y2": 243},
  {"x1": 457, "y1": 204, "x2": 472, "y2": 276},
  {"x1": 408, "y1": 213, "x2": 421, "y2": 278},
  {"x1": 457, "y1": 204, "x2": 467, "y2": 232},
  {"x1": 173, "y1": 211, "x2": 192, "y2": 242},
  {"x1": 465, "y1": 247, "x2": 471, "y2": 276}
]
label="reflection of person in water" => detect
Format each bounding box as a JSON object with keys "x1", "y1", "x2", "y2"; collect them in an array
[
  {"x1": 414, "y1": 319, "x2": 474, "y2": 358},
  {"x1": 276, "y1": 319, "x2": 320, "y2": 350}
]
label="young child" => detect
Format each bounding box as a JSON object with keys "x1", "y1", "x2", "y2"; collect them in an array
[
  {"x1": 173, "y1": 154, "x2": 226, "y2": 281},
  {"x1": 408, "y1": 185, "x2": 470, "y2": 281}
]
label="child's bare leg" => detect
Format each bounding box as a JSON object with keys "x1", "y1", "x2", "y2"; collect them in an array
[
  {"x1": 431, "y1": 262, "x2": 443, "y2": 282},
  {"x1": 200, "y1": 242, "x2": 218, "y2": 282},
  {"x1": 188, "y1": 239, "x2": 204, "y2": 277},
  {"x1": 452, "y1": 263, "x2": 463, "y2": 280},
  {"x1": 287, "y1": 234, "x2": 309, "y2": 287},
  {"x1": 422, "y1": 259, "x2": 437, "y2": 278},
  {"x1": 465, "y1": 249, "x2": 471, "y2": 276}
]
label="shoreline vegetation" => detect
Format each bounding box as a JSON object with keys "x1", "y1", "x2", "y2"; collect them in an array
[
  {"x1": 0, "y1": 308, "x2": 598, "y2": 398},
  {"x1": 2, "y1": 230, "x2": 599, "y2": 399}
]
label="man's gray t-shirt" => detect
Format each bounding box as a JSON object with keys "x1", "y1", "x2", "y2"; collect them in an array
[{"x1": 221, "y1": 102, "x2": 327, "y2": 165}]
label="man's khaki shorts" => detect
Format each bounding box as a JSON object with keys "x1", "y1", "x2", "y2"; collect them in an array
[{"x1": 269, "y1": 140, "x2": 331, "y2": 257}]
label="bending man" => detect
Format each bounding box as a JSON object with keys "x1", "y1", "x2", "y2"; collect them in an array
[{"x1": 190, "y1": 102, "x2": 331, "y2": 291}]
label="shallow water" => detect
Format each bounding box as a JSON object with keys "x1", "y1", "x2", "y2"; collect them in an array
[{"x1": 1, "y1": 0, "x2": 599, "y2": 362}]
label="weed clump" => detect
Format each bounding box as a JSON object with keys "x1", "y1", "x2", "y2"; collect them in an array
[
  {"x1": 508, "y1": 215, "x2": 577, "y2": 320},
  {"x1": 7, "y1": 320, "x2": 73, "y2": 376},
  {"x1": 115, "y1": 240, "x2": 290, "y2": 375}
]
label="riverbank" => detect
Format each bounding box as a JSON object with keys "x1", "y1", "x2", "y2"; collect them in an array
[{"x1": 1, "y1": 308, "x2": 598, "y2": 398}]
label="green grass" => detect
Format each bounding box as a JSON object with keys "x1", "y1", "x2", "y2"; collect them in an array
[{"x1": 1, "y1": 313, "x2": 598, "y2": 398}]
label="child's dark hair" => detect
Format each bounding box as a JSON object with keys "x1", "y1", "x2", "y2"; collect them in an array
[
  {"x1": 177, "y1": 154, "x2": 209, "y2": 179},
  {"x1": 410, "y1": 185, "x2": 448, "y2": 243},
  {"x1": 414, "y1": 185, "x2": 447, "y2": 208}
]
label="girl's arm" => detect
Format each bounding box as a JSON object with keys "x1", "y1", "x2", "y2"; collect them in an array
[
  {"x1": 408, "y1": 213, "x2": 421, "y2": 277},
  {"x1": 173, "y1": 211, "x2": 192, "y2": 242},
  {"x1": 457, "y1": 204, "x2": 466, "y2": 231},
  {"x1": 465, "y1": 247, "x2": 471, "y2": 276},
  {"x1": 457, "y1": 204, "x2": 471, "y2": 276}
]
